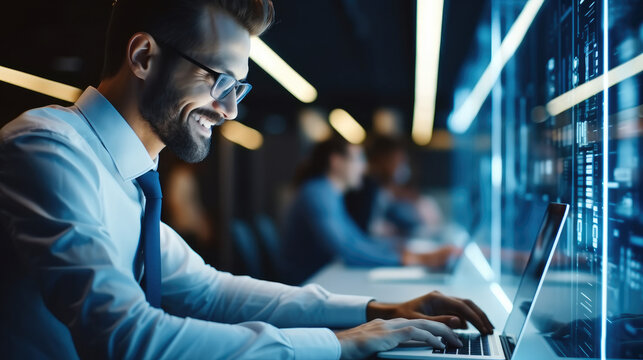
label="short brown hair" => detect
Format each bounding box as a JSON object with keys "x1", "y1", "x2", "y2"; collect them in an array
[
  {"x1": 102, "y1": 0, "x2": 274, "y2": 78},
  {"x1": 293, "y1": 135, "x2": 351, "y2": 187}
]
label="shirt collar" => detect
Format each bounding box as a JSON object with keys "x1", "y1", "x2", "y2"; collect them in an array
[{"x1": 75, "y1": 87, "x2": 157, "y2": 181}]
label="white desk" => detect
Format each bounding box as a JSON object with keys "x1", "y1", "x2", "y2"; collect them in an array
[{"x1": 306, "y1": 255, "x2": 517, "y2": 331}]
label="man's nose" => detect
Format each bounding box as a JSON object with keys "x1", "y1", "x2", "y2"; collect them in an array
[{"x1": 212, "y1": 92, "x2": 238, "y2": 120}]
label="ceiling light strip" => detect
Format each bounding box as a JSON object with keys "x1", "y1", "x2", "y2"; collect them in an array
[
  {"x1": 250, "y1": 37, "x2": 318, "y2": 103},
  {"x1": 0, "y1": 65, "x2": 82, "y2": 103},
  {"x1": 546, "y1": 52, "x2": 643, "y2": 116},
  {"x1": 412, "y1": 0, "x2": 444, "y2": 145},
  {"x1": 220, "y1": 121, "x2": 264, "y2": 150},
  {"x1": 329, "y1": 108, "x2": 366, "y2": 144}
]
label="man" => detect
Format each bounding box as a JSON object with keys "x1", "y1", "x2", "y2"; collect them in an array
[
  {"x1": 283, "y1": 137, "x2": 459, "y2": 285},
  {"x1": 0, "y1": 1, "x2": 492, "y2": 358}
]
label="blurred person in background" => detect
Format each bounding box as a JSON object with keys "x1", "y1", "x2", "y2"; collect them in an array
[
  {"x1": 164, "y1": 162, "x2": 216, "y2": 265},
  {"x1": 345, "y1": 135, "x2": 449, "y2": 239},
  {"x1": 283, "y1": 136, "x2": 460, "y2": 285},
  {"x1": 0, "y1": 0, "x2": 494, "y2": 359}
]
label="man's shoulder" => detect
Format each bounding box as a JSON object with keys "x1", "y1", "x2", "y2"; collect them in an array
[{"x1": 1, "y1": 104, "x2": 85, "y2": 145}]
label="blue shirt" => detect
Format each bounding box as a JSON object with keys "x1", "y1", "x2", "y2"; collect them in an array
[
  {"x1": 283, "y1": 177, "x2": 401, "y2": 284},
  {"x1": 345, "y1": 176, "x2": 423, "y2": 236},
  {"x1": 0, "y1": 87, "x2": 372, "y2": 359}
]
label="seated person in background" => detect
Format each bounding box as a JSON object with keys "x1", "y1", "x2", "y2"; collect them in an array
[
  {"x1": 345, "y1": 135, "x2": 444, "y2": 238},
  {"x1": 283, "y1": 136, "x2": 459, "y2": 285}
]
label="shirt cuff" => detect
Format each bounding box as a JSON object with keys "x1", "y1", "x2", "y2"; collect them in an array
[
  {"x1": 321, "y1": 293, "x2": 374, "y2": 328},
  {"x1": 282, "y1": 328, "x2": 341, "y2": 360}
]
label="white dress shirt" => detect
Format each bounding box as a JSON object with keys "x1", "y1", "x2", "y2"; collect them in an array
[{"x1": 0, "y1": 87, "x2": 372, "y2": 359}]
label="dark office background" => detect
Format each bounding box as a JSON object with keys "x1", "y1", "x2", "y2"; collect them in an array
[{"x1": 0, "y1": 0, "x2": 486, "y2": 273}]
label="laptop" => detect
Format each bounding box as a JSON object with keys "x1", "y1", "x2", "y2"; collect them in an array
[{"x1": 378, "y1": 202, "x2": 570, "y2": 359}]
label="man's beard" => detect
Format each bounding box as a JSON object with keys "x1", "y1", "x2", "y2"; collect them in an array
[{"x1": 139, "y1": 66, "x2": 213, "y2": 163}]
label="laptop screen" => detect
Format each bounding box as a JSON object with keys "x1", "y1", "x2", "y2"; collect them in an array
[{"x1": 502, "y1": 203, "x2": 570, "y2": 343}]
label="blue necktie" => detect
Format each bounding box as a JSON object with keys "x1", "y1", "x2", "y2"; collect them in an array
[{"x1": 135, "y1": 170, "x2": 162, "y2": 308}]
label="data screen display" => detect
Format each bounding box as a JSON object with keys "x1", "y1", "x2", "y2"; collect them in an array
[{"x1": 450, "y1": 0, "x2": 642, "y2": 358}]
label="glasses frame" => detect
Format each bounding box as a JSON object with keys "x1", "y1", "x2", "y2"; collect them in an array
[{"x1": 157, "y1": 40, "x2": 252, "y2": 104}]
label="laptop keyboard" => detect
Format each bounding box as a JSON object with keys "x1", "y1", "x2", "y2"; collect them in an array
[{"x1": 434, "y1": 333, "x2": 492, "y2": 356}]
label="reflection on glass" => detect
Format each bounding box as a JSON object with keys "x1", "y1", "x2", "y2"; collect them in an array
[{"x1": 451, "y1": 0, "x2": 642, "y2": 358}]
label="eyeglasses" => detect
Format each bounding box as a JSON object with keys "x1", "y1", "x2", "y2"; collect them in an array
[{"x1": 158, "y1": 41, "x2": 252, "y2": 104}]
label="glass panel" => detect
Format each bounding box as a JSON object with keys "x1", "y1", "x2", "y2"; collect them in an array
[{"x1": 451, "y1": 0, "x2": 642, "y2": 358}]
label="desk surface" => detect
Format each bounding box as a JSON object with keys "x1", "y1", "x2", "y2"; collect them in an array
[{"x1": 306, "y1": 255, "x2": 517, "y2": 331}]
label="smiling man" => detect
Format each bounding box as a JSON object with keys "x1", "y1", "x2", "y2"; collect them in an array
[{"x1": 0, "y1": 0, "x2": 492, "y2": 359}]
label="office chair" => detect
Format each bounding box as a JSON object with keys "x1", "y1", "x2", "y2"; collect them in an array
[
  {"x1": 253, "y1": 214, "x2": 283, "y2": 280},
  {"x1": 230, "y1": 219, "x2": 263, "y2": 278}
]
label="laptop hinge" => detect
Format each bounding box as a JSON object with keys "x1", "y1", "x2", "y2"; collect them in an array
[{"x1": 499, "y1": 335, "x2": 515, "y2": 359}]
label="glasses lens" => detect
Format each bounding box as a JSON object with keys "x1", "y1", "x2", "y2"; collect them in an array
[
  {"x1": 211, "y1": 74, "x2": 252, "y2": 104},
  {"x1": 211, "y1": 74, "x2": 237, "y2": 100},
  {"x1": 235, "y1": 84, "x2": 252, "y2": 103}
]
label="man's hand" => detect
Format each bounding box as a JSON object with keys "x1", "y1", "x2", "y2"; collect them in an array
[
  {"x1": 366, "y1": 291, "x2": 494, "y2": 335},
  {"x1": 335, "y1": 318, "x2": 463, "y2": 360}
]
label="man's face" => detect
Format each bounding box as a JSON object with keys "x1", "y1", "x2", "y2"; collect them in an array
[
  {"x1": 338, "y1": 145, "x2": 367, "y2": 190},
  {"x1": 140, "y1": 9, "x2": 251, "y2": 163}
]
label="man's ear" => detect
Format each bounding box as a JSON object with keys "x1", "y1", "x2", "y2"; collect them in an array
[{"x1": 126, "y1": 32, "x2": 158, "y2": 80}]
